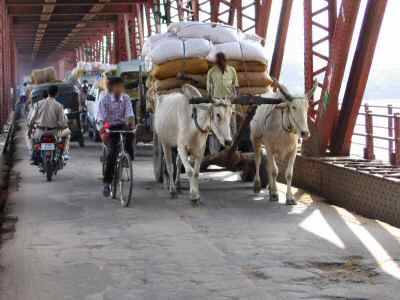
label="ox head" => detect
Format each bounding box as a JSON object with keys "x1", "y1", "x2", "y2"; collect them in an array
[
  {"x1": 182, "y1": 84, "x2": 233, "y2": 147},
  {"x1": 274, "y1": 80, "x2": 317, "y2": 139},
  {"x1": 209, "y1": 98, "x2": 233, "y2": 147}
]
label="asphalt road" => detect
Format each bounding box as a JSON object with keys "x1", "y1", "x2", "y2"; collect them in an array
[{"x1": 1, "y1": 127, "x2": 400, "y2": 300}]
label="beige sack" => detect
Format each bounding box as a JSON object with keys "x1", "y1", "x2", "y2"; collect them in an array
[
  {"x1": 152, "y1": 58, "x2": 209, "y2": 80},
  {"x1": 227, "y1": 60, "x2": 267, "y2": 73},
  {"x1": 238, "y1": 72, "x2": 273, "y2": 88},
  {"x1": 239, "y1": 86, "x2": 271, "y2": 95},
  {"x1": 153, "y1": 74, "x2": 206, "y2": 91},
  {"x1": 31, "y1": 67, "x2": 57, "y2": 85}
]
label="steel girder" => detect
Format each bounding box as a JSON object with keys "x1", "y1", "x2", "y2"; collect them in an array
[
  {"x1": 270, "y1": 0, "x2": 293, "y2": 79},
  {"x1": 303, "y1": 0, "x2": 337, "y2": 123},
  {"x1": 303, "y1": 0, "x2": 361, "y2": 156},
  {"x1": 331, "y1": 0, "x2": 388, "y2": 156},
  {"x1": 0, "y1": 1, "x2": 15, "y2": 127}
]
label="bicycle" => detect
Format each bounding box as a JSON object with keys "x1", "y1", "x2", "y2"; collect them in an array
[{"x1": 102, "y1": 129, "x2": 136, "y2": 207}]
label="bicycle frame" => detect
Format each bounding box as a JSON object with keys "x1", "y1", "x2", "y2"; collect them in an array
[{"x1": 106, "y1": 129, "x2": 136, "y2": 159}]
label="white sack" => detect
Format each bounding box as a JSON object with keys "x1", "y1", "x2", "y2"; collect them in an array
[
  {"x1": 142, "y1": 32, "x2": 177, "y2": 56},
  {"x1": 150, "y1": 38, "x2": 211, "y2": 64},
  {"x1": 240, "y1": 32, "x2": 263, "y2": 43},
  {"x1": 207, "y1": 40, "x2": 267, "y2": 64},
  {"x1": 171, "y1": 22, "x2": 240, "y2": 44},
  {"x1": 167, "y1": 21, "x2": 198, "y2": 33}
]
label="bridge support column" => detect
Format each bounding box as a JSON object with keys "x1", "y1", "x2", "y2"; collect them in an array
[
  {"x1": 303, "y1": 0, "x2": 361, "y2": 156},
  {"x1": 331, "y1": 0, "x2": 388, "y2": 156}
]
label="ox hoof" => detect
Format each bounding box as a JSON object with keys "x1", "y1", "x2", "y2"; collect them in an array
[
  {"x1": 253, "y1": 181, "x2": 262, "y2": 193},
  {"x1": 187, "y1": 169, "x2": 194, "y2": 178},
  {"x1": 170, "y1": 190, "x2": 178, "y2": 199},
  {"x1": 191, "y1": 199, "x2": 200, "y2": 206},
  {"x1": 286, "y1": 197, "x2": 297, "y2": 206},
  {"x1": 190, "y1": 195, "x2": 201, "y2": 206},
  {"x1": 269, "y1": 193, "x2": 279, "y2": 202}
]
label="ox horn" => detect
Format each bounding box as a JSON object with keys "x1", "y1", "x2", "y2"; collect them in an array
[{"x1": 272, "y1": 78, "x2": 294, "y2": 102}]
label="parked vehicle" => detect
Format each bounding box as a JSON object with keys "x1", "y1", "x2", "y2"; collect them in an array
[
  {"x1": 33, "y1": 132, "x2": 66, "y2": 182},
  {"x1": 117, "y1": 60, "x2": 153, "y2": 143},
  {"x1": 86, "y1": 85, "x2": 104, "y2": 141},
  {"x1": 31, "y1": 82, "x2": 85, "y2": 147}
]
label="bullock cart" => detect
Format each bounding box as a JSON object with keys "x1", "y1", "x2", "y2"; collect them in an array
[{"x1": 152, "y1": 94, "x2": 284, "y2": 188}]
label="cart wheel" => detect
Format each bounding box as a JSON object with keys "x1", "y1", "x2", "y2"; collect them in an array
[
  {"x1": 240, "y1": 153, "x2": 268, "y2": 188},
  {"x1": 153, "y1": 133, "x2": 164, "y2": 183},
  {"x1": 240, "y1": 162, "x2": 255, "y2": 182}
]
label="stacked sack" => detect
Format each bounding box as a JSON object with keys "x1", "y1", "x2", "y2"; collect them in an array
[
  {"x1": 143, "y1": 35, "x2": 212, "y2": 96},
  {"x1": 206, "y1": 34, "x2": 272, "y2": 96},
  {"x1": 31, "y1": 67, "x2": 57, "y2": 85},
  {"x1": 69, "y1": 62, "x2": 117, "y2": 81},
  {"x1": 144, "y1": 22, "x2": 273, "y2": 102}
]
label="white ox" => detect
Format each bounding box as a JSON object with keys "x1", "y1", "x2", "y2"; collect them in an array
[
  {"x1": 251, "y1": 82, "x2": 316, "y2": 205},
  {"x1": 154, "y1": 84, "x2": 233, "y2": 203}
]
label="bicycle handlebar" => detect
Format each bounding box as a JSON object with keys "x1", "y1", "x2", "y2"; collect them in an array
[{"x1": 106, "y1": 129, "x2": 136, "y2": 134}]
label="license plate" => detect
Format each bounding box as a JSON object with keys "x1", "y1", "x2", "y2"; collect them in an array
[{"x1": 41, "y1": 143, "x2": 55, "y2": 151}]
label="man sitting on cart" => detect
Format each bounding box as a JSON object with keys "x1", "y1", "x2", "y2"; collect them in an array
[{"x1": 97, "y1": 77, "x2": 135, "y2": 198}]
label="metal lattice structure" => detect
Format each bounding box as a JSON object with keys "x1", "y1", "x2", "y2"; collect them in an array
[
  {"x1": 1, "y1": 0, "x2": 399, "y2": 228},
  {"x1": 0, "y1": 0, "x2": 391, "y2": 151}
]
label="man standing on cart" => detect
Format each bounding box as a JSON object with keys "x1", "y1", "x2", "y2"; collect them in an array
[
  {"x1": 207, "y1": 52, "x2": 239, "y2": 98},
  {"x1": 207, "y1": 52, "x2": 239, "y2": 149},
  {"x1": 97, "y1": 77, "x2": 135, "y2": 197}
]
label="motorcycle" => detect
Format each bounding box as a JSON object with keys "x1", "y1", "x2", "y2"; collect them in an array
[{"x1": 33, "y1": 132, "x2": 66, "y2": 181}]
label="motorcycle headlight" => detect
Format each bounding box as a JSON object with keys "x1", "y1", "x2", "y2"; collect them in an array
[{"x1": 64, "y1": 108, "x2": 72, "y2": 115}]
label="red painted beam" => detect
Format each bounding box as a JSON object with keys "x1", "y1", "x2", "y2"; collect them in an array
[
  {"x1": 255, "y1": 0, "x2": 272, "y2": 44},
  {"x1": 331, "y1": 0, "x2": 388, "y2": 156},
  {"x1": 305, "y1": 0, "x2": 361, "y2": 156},
  {"x1": 269, "y1": 0, "x2": 293, "y2": 79},
  {"x1": 0, "y1": 0, "x2": 5, "y2": 126}
]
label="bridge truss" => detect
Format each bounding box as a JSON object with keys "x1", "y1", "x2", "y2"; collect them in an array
[{"x1": 0, "y1": 0, "x2": 389, "y2": 157}]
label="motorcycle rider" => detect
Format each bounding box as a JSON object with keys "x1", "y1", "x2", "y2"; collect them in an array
[
  {"x1": 97, "y1": 77, "x2": 135, "y2": 197},
  {"x1": 28, "y1": 85, "x2": 71, "y2": 162}
]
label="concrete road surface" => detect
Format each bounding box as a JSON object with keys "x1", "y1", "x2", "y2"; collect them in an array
[{"x1": 1, "y1": 129, "x2": 400, "y2": 300}]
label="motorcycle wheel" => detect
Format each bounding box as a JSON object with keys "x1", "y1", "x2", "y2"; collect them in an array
[{"x1": 46, "y1": 161, "x2": 53, "y2": 182}]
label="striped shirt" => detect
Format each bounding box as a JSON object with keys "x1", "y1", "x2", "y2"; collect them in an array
[{"x1": 97, "y1": 93, "x2": 134, "y2": 126}]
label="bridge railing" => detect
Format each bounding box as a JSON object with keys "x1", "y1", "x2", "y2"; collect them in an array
[{"x1": 352, "y1": 103, "x2": 400, "y2": 165}]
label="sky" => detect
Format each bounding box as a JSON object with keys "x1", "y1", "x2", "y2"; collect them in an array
[{"x1": 267, "y1": 0, "x2": 400, "y2": 100}]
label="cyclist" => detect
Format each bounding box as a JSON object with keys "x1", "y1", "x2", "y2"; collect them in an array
[{"x1": 97, "y1": 77, "x2": 135, "y2": 197}]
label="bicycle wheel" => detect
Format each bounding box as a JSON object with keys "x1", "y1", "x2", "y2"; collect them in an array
[
  {"x1": 112, "y1": 164, "x2": 118, "y2": 200},
  {"x1": 101, "y1": 146, "x2": 107, "y2": 178},
  {"x1": 118, "y1": 153, "x2": 133, "y2": 207}
]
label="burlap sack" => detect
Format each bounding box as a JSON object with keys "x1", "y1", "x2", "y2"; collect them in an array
[
  {"x1": 227, "y1": 60, "x2": 267, "y2": 72},
  {"x1": 239, "y1": 86, "x2": 270, "y2": 95},
  {"x1": 153, "y1": 74, "x2": 206, "y2": 91},
  {"x1": 151, "y1": 58, "x2": 209, "y2": 80},
  {"x1": 31, "y1": 67, "x2": 57, "y2": 85},
  {"x1": 238, "y1": 72, "x2": 273, "y2": 88}
]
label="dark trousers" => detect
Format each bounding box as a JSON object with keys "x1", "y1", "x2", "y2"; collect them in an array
[{"x1": 104, "y1": 124, "x2": 134, "y2": 184}]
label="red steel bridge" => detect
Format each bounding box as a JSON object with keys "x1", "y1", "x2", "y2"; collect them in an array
[{"x1": 0, "y1": 0, "x2": 399, "y2": 226}]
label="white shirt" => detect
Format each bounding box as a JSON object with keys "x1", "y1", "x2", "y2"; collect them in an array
[{"x1": 30, "y1": 97, "x2": 68, "y2": 128}]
